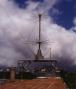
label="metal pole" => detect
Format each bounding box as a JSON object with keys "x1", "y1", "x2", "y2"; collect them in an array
[
  {"x1": 39, "y1": 14, "x2": 41, "y2": 49},
  {"x1": 50, "y1": 48, "x2": 51, "y2": 60}
]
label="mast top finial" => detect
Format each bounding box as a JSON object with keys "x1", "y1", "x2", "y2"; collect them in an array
[{"x1": 39, "y1": 14, "x2": 42, "y2": 18}]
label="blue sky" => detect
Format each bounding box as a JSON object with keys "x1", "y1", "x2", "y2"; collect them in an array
[
  {"x1": 54, "y1": 0, "x2": 76, "y2": 29},
  {"x1": 14, "y1": 0, "x2": 76, "y2": 29}
]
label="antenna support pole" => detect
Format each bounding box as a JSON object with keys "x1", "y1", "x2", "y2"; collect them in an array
[{"x1": 39, "y1": 14, "x2": 41, "y2": 49}]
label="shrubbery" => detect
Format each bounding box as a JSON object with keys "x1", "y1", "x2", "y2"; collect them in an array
[{"x1": 60, "y1": 70, "x2": 76, "y2": 89}]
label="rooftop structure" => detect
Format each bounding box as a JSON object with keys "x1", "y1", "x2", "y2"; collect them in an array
[{"x1": 17, "y1": 14, "x2": 59, "y2": 76}]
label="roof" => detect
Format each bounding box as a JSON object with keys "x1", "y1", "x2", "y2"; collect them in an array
[{"x1": 0, "y1": 77, "x2": 68, "y2": 89}]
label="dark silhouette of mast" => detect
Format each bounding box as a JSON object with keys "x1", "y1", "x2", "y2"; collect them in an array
[
  {"x1": 39, "y1": 14, "x2": 41, "y2": 50},
  {"x1": 50, "y1": 48, "x2": 51, "y2": 59},
  {"x1": 35, "y1": 14, "x2": 44, "y2": 60}
]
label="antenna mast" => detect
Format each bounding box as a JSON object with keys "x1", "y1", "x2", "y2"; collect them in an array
[
  {"x1": 39, "y1": 14, "x2": 41, "y2": 50},
  {"x1": 35, "y1": 14, "x2": 44, "y2": 60}
]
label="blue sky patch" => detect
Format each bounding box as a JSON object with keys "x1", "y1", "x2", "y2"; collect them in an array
[
  {"x1": 14, "y1": 0, "x2": 28, "y2": 8},
  {"x1": 13, "y1": 0, "x2": 76, "y2": 29},
  {"x1": 53, "y1": 0, "x2": 76, "y2": 29}
]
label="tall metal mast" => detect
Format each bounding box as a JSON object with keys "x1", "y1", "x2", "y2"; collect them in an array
[
  {"x1": 39, "y1": 14, "x2": 41, "y2": 50},
  {"x1": 35, "y1": 14, "x2": 44, "y2": 60}
]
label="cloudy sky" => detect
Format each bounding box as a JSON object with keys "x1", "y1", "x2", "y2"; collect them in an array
[{"x1": 0, "y1": 0, "x2": 76, "y2": 71}]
